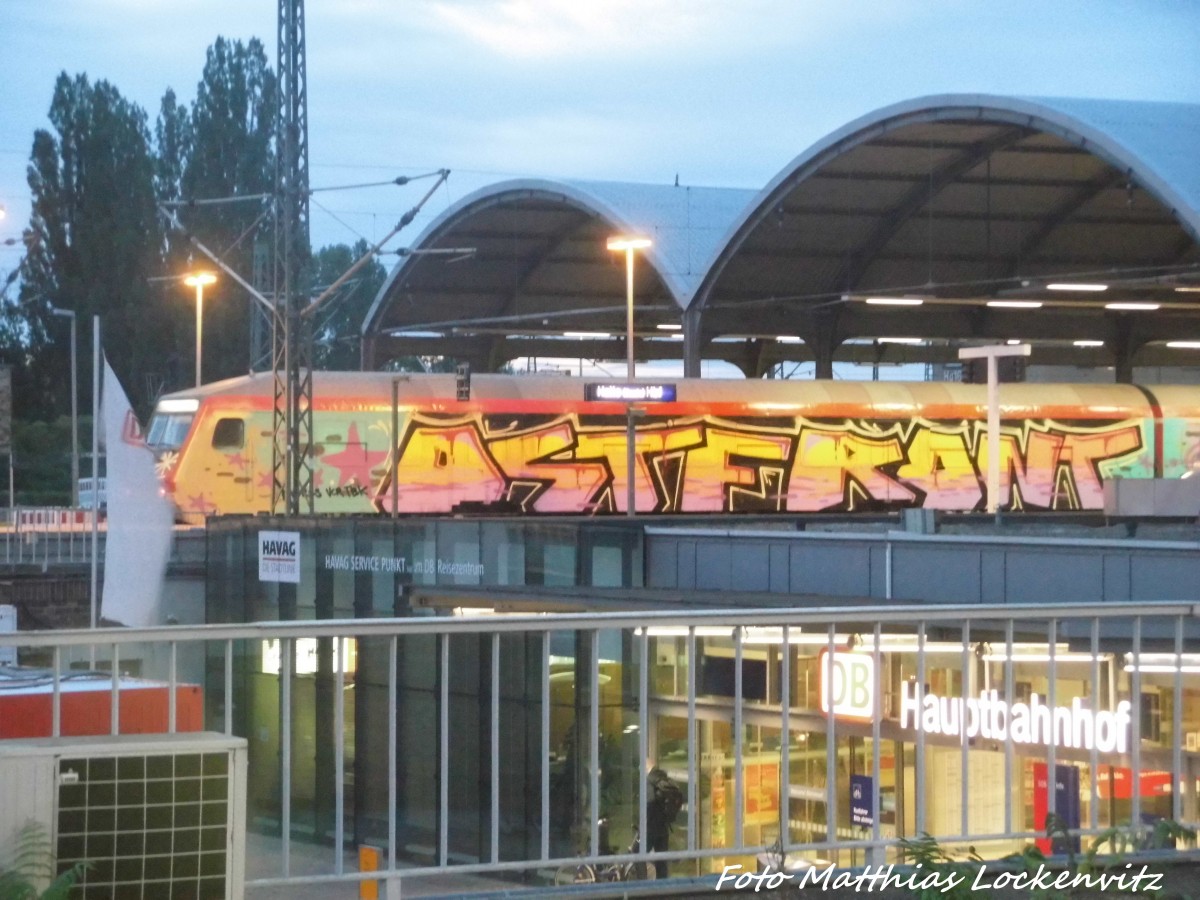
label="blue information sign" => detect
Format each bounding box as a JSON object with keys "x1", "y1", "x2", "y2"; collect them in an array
[
  {"x1": 584, "y1": 382, "x2": 677, "y2": 402},
  {"x1": 850, "y1": 774, "x2": 873, "y2": 827},
  {"x1": 1053, "y1": 765, "x2": 1081, "y2": 854}
]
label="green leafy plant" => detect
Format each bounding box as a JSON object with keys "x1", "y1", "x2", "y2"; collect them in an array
[
  {"x1": 1078, "y1": 817, "x2": 1196, "y2": 893},
  {"x1": 1002, "y1": 840, "x2": 1068, "y2": 900},
  {"x1": 0, "y1": 822, "x2": 88, "y2": 900},
  {"x1": 896, "y1": 832, "x2": 982, "y2": 900},
  {"x1": 1001, "y1": 814, "x2": 1197, "y2": 899}
]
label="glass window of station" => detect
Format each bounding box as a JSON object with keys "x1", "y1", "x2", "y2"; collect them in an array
[
  {"x1": 204, "y1": 516, "x2": 644, "y2": 859},
  {"x1": 638, "y1": 624, "x2": 1200, "y2": 873},
  {"x1": 202, "y1": 520, "x2": 1200, "y2": 878}
]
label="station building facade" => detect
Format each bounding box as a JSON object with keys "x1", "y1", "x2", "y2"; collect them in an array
[{"x1": 204, "y1": 517, "x2": 1200, "y2": 875}]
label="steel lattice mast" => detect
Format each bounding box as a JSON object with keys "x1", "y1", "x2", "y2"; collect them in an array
[{"x1": 273, "y1": 0, "x2": 314, "y2": 515}]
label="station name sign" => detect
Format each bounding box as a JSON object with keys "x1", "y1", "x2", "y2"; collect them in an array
[
  {"x1": 584, "y1": 382, "x2": 676, "y2": 403},
  {"x1": 820, "y1": 650, "x2": 876, "y2": 720},
  {"x1": 901, "y1": 682, "x2": 1132, "y2": 754}
]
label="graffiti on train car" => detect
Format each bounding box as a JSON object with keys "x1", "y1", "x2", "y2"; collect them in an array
[{"x1": 372, "y1": 414, "x2": 1147, "y2": 514}]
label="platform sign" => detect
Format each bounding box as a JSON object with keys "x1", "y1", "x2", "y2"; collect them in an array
[
  {"x1": 850, "y1": 774, "x2": 874, "y2": 827},
  {"x1": 584, "y1": 382, "x2": 676, "y2": 403},
  {"x1": 1033, "y1": 763, "x2": 1080, "y2": 854}
]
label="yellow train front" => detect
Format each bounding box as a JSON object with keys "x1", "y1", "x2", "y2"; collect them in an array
[{"x1": 144, "y1": 371, "x2": 1196, "y2": 524}]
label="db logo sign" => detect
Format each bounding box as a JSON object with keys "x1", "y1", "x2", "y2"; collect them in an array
[{"x1": 819, "y1": 650, "x2": 875, "y2": 720}]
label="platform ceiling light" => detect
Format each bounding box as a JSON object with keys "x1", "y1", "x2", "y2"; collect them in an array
[
  {"x1": 1123, "y1": 652, "x2": 1200, "y2": 674},
  {"x1": 1046, "y1": 282, "x2": 1108, "y2": 292},
  {"x1": 1166, "y1": 341, "x2": 1200, "y2": 349},
  {"x1": 982, "y1": 651, "x2": 1101, "y2": 664},
  {"x1": 606, "y1": 236, "x2": 652, "y2": 252},
  {"x1": 563, "y1": 331, "x2": 611, "y2": 339},
  {"x1": 877, "y1": 337, "x2": 923, "y2": 344},
  {"x1": 656, "y1": 323, "x2": 682, "y2": 330},
  {"x1": 863, "y1": 297, "x2": 924, "y2": 306},
  {"x1": 987, "y1": 300, "x2": 1043, "y2": 309},
  {"x1": 1176, "y1": 286, "x2": 1200, "y2": 293},
  {"x1": 776, "y1": 335, "x2": 803, "y2": 344},
  {"x1": 1073, "y1": 340, "x2": 1105, "y2": 347},
  {"x1": 1005, "y1": 339, "x2": 1022, "y2": 345},
  {"x1": 1105, "y1": 302, "x2": 1160, "y2": 311}
]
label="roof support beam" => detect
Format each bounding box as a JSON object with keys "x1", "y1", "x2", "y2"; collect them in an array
[
  {"x1": 1004, "y1": 168, "x2": 1126, "y2": 275},
  {"x1": 495, "y1": 210, "x2": 594, "y2": 321},
  {"x1": 836, "y1": 125, "x2": 1032, "y2": 294}
]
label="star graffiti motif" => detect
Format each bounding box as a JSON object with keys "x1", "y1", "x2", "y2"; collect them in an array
[
  {"x1": 224, "y1": 452, "x2": 250, "y2": 472},
  {"x1": 321, "y1": 423, "x2": 388, "y2": 489}
]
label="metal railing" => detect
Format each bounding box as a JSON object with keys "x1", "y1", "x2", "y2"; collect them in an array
[
  {"x1": 0, "y1": 506, "x2": 101, "y2": 565},
  {"x1": 1, "y1": 601, "x2": 1198, "y2": 898}
]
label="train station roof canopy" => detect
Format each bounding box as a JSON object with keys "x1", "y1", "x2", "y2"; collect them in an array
[
  {"x1": 362, "y1": 178, "x2": 755, "y2": 369},
  {"x1": 363, "y1": 94, "x2": 1200, "y2": 377}
]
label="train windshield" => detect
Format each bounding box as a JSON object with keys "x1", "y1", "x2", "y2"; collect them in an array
[{"x1": 146, "y1": 399, "x2": 198, "y2": 450}]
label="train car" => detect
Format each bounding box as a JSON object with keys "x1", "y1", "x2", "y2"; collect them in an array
[{"x1": 144, "y1": 372, "x2": 1200, "y2": 523}]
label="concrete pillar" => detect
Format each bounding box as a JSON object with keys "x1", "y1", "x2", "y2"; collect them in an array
[
  {"x1": 1112, "y1": 324, "x2": 1136, "y2": 384},
  {"x1": 803, "y1": 312, "x2": 841, "y2": 380},
  {"x1": 361, "y1": 334, "x2": 378, "y2": 371},
  {"x1": 682, "y1": 308, "x2": 704, "y2": 378}
]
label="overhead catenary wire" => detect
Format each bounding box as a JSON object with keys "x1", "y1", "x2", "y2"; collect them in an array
[
  {"x1": 308, "y1": 170, "x2": 448, "y2": 193},
  {"x1": 302, "y1": 170, "x2": 451, "y2": 318}
]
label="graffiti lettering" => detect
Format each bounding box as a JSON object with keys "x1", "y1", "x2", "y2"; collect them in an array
[
  {"x1": 895, "y1": 427, "x2": 980, "y2": 509},
  {"x1": 324, "y1": 484, "x2": 368, "y2": 498},
  {"x1": 787, "y1": 426, "x2": 914, "y2": 511},
  {"x1": 373, "y1": 414, "x2": 1146, "y2": 515}
]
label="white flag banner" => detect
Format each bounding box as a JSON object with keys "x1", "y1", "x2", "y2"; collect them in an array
[{"x1": 101, "y1": 362, "x2": 174, "y2": 627}]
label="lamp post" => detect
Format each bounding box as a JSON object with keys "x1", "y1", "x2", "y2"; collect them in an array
[
  {"x1": 607, "y1": 235, "x2": 652, "y2": 517},
  {"x1": 49, "y1": 307, "x2": 79, "y2": 507},
  {"x1": 184, "y1": 272, "x2": 217, "y2": 387}
]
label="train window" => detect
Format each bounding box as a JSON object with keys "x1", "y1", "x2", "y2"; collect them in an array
[
  {"x1": 146, "y1": 413, "x2": 194, "y2": 450},
  {"x1": 212, "y1": 418, "x2": 245, "y2": 451}
]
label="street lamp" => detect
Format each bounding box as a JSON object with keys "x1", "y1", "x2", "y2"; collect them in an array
[
  {"x1": 184, "y1": 272, "x2": 217, "y2": 387},
  {"x1": 49, "y1": 307, "x2": 79, "y2": 507},
  {"x1": 607, "y1": 235, "x2": 652, "y2": 516}
]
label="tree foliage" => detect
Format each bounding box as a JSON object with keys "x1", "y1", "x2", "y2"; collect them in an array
[
  {"x1": 311, "y1": 240, "x2": 386, "y2": 370},
  {"x1": 172, "y1": 37, "x2": 277, "y2": 383},
  {"x1": 8, "y1": 34, "x2": 381, "y2": 457},
  {"x1": 18, "y1": 73, "x2": 166, "y2": 418}
]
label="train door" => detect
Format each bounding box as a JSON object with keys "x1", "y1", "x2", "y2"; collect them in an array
[{"x1": 208, "y1": 415, "x2": 256, "y2": 510}]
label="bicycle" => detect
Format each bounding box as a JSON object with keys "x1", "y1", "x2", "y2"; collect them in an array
[{"x1": 554, "y1": 820, "x2": 649, "y2": 885}]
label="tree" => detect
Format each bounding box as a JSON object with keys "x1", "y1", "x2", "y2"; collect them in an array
[
  {"x1": 10, "y1": 37, "x2": 282, "y2": 424},
  {"x1": 152, "y1": 88, "x2": 196, "y2": 389},
  {"x1": 175, "y1": 37, "x2": 277, "y2": 382},
  {"x1": 21, "y1": 73, "x2": 167, "y2": 418},
  {"x1": 311, "y1": 241, "x2": 387, "y2": 370}
]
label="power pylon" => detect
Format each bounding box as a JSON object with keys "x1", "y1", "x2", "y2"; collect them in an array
[{"x1": 272, "y1": 0, "x2": 314, "y2": 515}]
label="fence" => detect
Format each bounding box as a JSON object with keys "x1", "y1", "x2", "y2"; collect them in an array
[
  {"x1": 0, "y1": 506, "x2": 102, "y2": 565},
  {"x1": 1, "y1": 602, "x2": 1198, "y2": 897}
]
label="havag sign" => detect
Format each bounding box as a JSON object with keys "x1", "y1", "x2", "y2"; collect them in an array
[
  {"x1": 259, "y1": 530, "x2": 301, "y2": 583},
  {"x1": 819, "y1": 649, "x2": 875, "y2": 720}
]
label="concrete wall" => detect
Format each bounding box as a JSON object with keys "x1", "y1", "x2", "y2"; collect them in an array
[{"x1": 646, "y1": 527, "x2": 1200, "y2": 605}]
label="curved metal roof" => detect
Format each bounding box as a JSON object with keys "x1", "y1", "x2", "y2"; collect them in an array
[
  {"x1": 364, "y1": 95, "x2": 1200, "y2": 376},
  {"x1": 693, "y1": 94, "x2": 1200, "y2": 374},
  {"x1": 362, "y1": 178, "x2": 755, "y2": 368}
]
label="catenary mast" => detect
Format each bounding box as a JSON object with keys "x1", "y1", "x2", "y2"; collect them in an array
[{"x1": 273, "y1": 0, "x2": 314, "y2": 515}]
